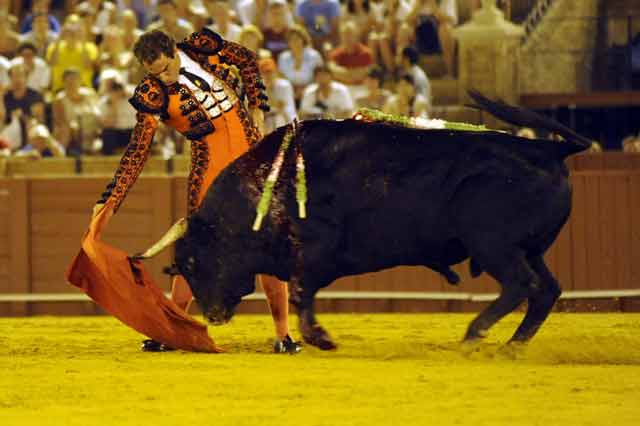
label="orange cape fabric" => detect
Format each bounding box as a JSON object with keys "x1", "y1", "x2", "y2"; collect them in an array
[{"x1": 65, "y1": 199, "x2": 222, "y2": 353}]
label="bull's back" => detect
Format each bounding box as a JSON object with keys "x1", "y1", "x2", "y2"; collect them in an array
[{"x1": 296, "y1": 120, "x2": 573, "y2": 271}]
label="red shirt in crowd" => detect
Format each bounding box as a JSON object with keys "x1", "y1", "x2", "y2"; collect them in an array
[{"x1": 328, "y1": 43, "x2": 374, "y2": 68}]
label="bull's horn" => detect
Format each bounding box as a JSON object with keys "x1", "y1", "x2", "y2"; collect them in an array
[{"x1": 132, "y1": 217, "x2": 188, "y2": 260}]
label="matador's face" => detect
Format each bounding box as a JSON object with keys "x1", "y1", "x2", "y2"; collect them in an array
[{"x1": 144, "y1": 49, "x2": 181, "y2": 86}]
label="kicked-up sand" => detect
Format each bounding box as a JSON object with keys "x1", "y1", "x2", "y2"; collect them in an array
[{"x1": 0, "y1": 313, "x2": 639, "y2": 425}]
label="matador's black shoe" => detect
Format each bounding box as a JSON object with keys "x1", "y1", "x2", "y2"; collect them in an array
[
  {"x1": 141, "y1": 339, "x2": 175, "y2": 352},
  {"x1": 273, "y1": 335, "x2": 302, "y2": 354}
]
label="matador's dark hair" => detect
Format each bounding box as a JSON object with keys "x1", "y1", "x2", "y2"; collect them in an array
[{"x1": 133, "y1": 30, "x2": 176, "y2": 65}]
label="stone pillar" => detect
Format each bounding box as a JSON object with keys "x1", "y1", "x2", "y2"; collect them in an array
[{"x1": 453, "y1": 0, "x2": 525, "y2": 105}]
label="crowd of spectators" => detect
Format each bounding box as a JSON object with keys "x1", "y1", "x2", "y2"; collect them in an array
[
  {"x1": 0, "y1": 0, "x2": 469, "y2": 159},
  {"x1": 1, "y1": 0, "x2": 623, "y2": 160}
]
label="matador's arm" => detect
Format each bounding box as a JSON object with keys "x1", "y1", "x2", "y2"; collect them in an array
[
  {"x1": 95, "y1": 77, "x2": 166, "y2": 213},
  {"x1": 96, "y1": 112, "x2": 158, "y2": 212},
  {"x1": 218, "y1": 39, "x2": 270, "y2": 112}
]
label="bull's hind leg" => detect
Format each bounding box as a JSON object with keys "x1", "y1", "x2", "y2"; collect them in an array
[
  {"x1": 464, "y1": 249, "x2": 537, "y2": 341},
  {"x1": 509, "y1": 255, "x2": 561, "y2": 342}
]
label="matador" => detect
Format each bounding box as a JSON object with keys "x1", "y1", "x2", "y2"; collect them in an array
[{"x1": 91, "y1": 28, "x2": 299, "y2": 353}]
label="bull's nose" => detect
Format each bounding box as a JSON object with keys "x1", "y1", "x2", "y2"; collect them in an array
[{"x1": 206, "y1": 307, "x2": 227, "y2": 326}]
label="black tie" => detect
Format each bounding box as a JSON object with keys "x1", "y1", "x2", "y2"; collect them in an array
[{"x1": 179, "y1": 67, "x2": 211, "y2": 92}]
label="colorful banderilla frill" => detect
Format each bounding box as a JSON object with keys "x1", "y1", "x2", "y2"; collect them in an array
[
  {"x1": 353, "y1": 108, "x2": 491, "y2": 132},
  {"x1": 253, "y1": 121, "x2": 307, "y2": 231}
]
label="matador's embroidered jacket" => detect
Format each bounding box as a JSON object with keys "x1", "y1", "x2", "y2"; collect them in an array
[{"x1": 98, "y1": 28, "x2": 270, "y2": 215}]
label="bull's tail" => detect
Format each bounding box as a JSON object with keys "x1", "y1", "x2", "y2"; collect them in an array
[{"x1": 467, "y1": 90, "x2": 592, "y2": 157}]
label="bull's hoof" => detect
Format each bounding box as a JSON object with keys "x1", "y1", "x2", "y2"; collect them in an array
[
  {"x1": 303, "y1": 326, "x2": 337, "y2": 350},
  {"x1": 463, "y1": 327, "x2": 488, "y2": 342},
  {"x1": 273, "y1": 335, "x2": 302, "y2": 354},
  {"x1": 141, "y1": 339, "x2": 175, "y2": 352}
]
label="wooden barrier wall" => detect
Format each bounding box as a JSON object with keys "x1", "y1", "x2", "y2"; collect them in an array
[{"x1": 0, "y1": 153, "x2": 639, "y2": 315}]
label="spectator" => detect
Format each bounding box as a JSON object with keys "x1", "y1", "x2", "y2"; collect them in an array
[
  {"x1": 146, "y1": 0, "x2": 194, "y2": 42},
  {"x1": 399, "y1": 46, "x2": 430, "y2": 102},
  {"x1": 0, "y1": 10, "x2": 20, "y2": 57},
  {"x1": 116, "y1": 0, "x2": 157, "y2": 29},
  {"x1": 355, "y1": 66, "x2": 391, "y2": 110},
  {"x1": 236, "y1": 0, "x2": 269, "y2": 28},
  {"x1": 3, "y1": 62, "x2": 45, "y2": 125},
  {"x1": 98, "y1": 25, "x2": 135, "y2": 80},
  {"x1": 341, "y1": 0, "x2": 374, "y2": 42},
  {"x1": 296, "y1": 0, "x2": 341, "y2": 50},
  {"x1": 1, "y1": 62, "x2": 45, "y2": 149},
  {"x1": 97, "y1": 71, "x2": 136, "y2": 155},
  {"x1": 382, "y1": 73, "x2": 429, "y2": 118},
  {"x1": 259, "y1": 57, "x2": 296, "y2": 134},
  {"x1": 278, "y1": 25, "x2": 324, "y2": 101},
  {"x1": 202, "y1": 0, "x2": 242, "y2": 43},
  {"x1": 238, "y1": 25, "x2": 268, "y2": 57},
  {"x1": 75, "y1": 0, "x2": 118, "y2": 37},
  {"x1": 299, "y1": 65, "x2": 355, "y2": 119},
  {"x1": 262, "y1": 0, "x2": 292, "y2": 60},
  {"x1": 16, "y1": 123, "x2": 65, "y2": 157},
  {"x1": 11, "y1": 42, "x2": 51, "y2": 93},
  {"x1": 20, "y1": 12, "x2": 59, "y2": 58},
  {"x1": 0, "y1": 0, "x2": 17, "y2": 30},
  {"x1": 410, "y1": 0, "x2": 457, "y2": 76},
  {"x1": 73, "y1": 2, "x2": 99, "y2": 43},
  {"x1": 20, "y1": 0, "x2": 61, "y2": 35},
  {"x1": 46, "y1": 15, "x2": 99, "y2": 92},
  {"x1": 327, "y1": 20, "x2": 374, "y2": 91},
  {"x1": 173, "y1": 0, "x2": 197, "y2": 24},
  {"x1": 121, "y1": 9, "x2": 144, "y2": 51},
  {"x1": 51, "y1": 68, "x2": 100, "y2": 155},
  {"x1": 0, "y1": 108, "x2": 22, "y2": 150},
  {"x1": 368, "y1": 0, "x2": 415, "y2": 74}
]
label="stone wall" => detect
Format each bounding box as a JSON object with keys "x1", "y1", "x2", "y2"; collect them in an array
[{"x1": 519, "y1": 0, "x2": 600, "y2": 94}]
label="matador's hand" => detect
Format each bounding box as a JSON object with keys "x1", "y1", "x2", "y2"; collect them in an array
[{"x1": 92, "y1": 202, "x2": 105, "y2": 219}]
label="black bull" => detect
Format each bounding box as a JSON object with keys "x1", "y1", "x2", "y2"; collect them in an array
[{"x1": 168, "y1": 93, "x2": 591, "y2": 350}]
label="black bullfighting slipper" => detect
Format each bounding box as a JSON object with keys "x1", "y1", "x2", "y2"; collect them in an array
[
  {"x1": 273, "y1": 335, "x2": 302, "y2": 354},
  {"x1": 141, "y1": 339, "x2": 175, "y2": 352}
]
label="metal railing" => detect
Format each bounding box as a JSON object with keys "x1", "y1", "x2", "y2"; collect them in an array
[{"x1": 522, "y1": 0, "x2": 557, "y2": 38}]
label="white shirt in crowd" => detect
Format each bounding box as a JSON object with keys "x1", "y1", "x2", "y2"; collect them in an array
[
  {"x1": 278, "y1": 47, "x2": 324, "y2": 88},
  {"x1": 98, "y1": 89, "x2": 138, "y2": 130},
  {"x1": 236, "y1": 0, "x2": 294, "y2": 28},
  {"x1": 0, "y1": 56, "x2": 9, "y2": 90},
  {"x1": 410, "y1": 64, "x2": 431, "y2": 107},
  {"x1": 264, "y1": 77, "x2": 297, "y2": 133},
  {"x1": 299, "y1": 80, "x2": 355, "y2": 119},
  {"x1": 9, "y1": 57, "x2": 51, "y2": 93}
]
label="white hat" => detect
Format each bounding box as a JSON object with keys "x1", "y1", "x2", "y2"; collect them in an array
[{"x1": 28, "y1": 124, "x2": 52, "y2": 141}]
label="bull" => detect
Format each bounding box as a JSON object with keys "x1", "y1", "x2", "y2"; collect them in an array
[{"x1": 136, "y1": 92, "x2": 592, "y2": 350}]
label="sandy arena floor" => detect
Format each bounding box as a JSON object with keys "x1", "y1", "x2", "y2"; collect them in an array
[{"x1": 1, "y1": 313, "x2": 639, "y2": 425}]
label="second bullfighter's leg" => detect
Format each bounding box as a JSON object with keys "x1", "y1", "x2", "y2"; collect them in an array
[
  {"x1": 509, "y1": 255, "x2": 561, "y2": 342},
  {"x1": 259, "y1": 275, "x2": 290, "y2": 340},
  {"x1": 464, "y1": 249, "x2": 537, "y2": 341},
  {"x1": 290, "y1": 274, "x2": 337, "y2": 350}
]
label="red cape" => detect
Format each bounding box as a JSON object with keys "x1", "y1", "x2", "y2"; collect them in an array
[{"x1": 65, "y1": 199, "x2": 222, "y2": 353}]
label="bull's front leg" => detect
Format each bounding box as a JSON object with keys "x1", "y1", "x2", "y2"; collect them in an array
[{"x1": 290, "y1": 275, "x2": 336, "y2": 350}]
